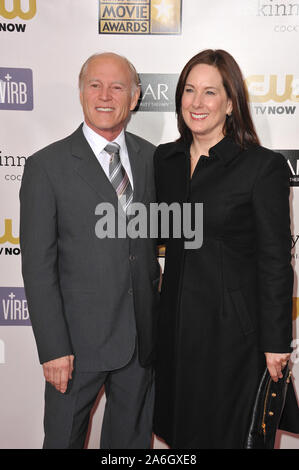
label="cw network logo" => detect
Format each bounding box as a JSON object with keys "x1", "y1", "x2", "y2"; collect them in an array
[
  {"x1": 246, "y1": 74, "x2": 299, "y2": 116},
  {"x1": 0, "y1": 219, "x2": 20, "y2": 256},
  {"x1": 0, "y1": 0, "x2": 37, "y2": 33}
]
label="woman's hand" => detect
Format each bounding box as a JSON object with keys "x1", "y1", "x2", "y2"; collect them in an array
[{"x1": 265, "y1": 352, "x2": 290, "y2": 382}]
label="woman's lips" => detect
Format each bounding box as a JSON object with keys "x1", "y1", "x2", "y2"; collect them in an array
[{"x1": 190, "y1": 113, "x2": 208, "y2": 120}]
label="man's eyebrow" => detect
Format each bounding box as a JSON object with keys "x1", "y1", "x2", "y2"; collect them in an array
[{"x1": 87, "y1": 78, "x2": 126, "y2": 86}]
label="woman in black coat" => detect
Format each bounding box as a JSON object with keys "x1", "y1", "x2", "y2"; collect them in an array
[{"x1": 153, "y1": 49, "x2": 294, "y2": 449}]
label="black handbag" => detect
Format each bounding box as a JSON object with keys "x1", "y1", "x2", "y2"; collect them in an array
[{"x1": 245, "y1": 364, "x2": 299, "y2": 449}]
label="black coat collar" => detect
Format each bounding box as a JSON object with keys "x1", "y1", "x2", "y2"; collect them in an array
[{"x1": 161, "y1": 136, "x2": 243, "y2": 167}]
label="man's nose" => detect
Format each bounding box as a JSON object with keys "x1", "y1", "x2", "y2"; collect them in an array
[{"x1": 98, "y1": 85, "x2": 111, "y2": 100}]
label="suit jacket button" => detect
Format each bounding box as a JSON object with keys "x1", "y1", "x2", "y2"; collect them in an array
[
  {"x1": 129, "y1": 255, "x2": 136, "y2": 261},
  {"x1": 128, "y1": 288, "x2": 133, "y2": 295}
]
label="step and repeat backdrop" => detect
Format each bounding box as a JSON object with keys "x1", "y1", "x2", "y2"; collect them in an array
[{"x1": 1, "y1": 0, "x2": 299, "y2": 449}]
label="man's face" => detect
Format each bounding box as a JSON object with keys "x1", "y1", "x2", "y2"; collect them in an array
[{"x1": 80, "y1": 54, "x2": 140, "y2": 141}]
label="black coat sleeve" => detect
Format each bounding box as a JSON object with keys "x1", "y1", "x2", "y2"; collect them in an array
[{"x1": 252, "y1": 152, "x2": 293, "y2": 353}]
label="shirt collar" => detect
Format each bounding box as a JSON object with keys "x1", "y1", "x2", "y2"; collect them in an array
[{"x1": 82, "y1": 121, "x2": 125, "y2": 154}]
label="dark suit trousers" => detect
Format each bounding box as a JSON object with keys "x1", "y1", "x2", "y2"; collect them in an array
[{"x1": 43, "y1": 347, "x2": 154, "y2": 449}]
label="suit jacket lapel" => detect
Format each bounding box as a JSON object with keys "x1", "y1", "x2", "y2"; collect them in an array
[
  {"x1": 125, "y1": 132, "x2": 146, "y2": 204},
  {"x1": 70, "y1": 126, "x2": 146, "y2": 209},
  {"x1": 70, "y1": 125, "x2": 119, "y2": 207}
]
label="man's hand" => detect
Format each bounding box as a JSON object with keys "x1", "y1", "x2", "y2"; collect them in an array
[
  {"x1": 265, "y1": 352, "x2": 290, "y2": 382},
  {"x1": 42, "y1": 355, "x2": 74, "y2": 393}
]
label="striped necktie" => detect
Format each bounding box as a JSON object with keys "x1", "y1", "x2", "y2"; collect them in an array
[{"x1": 105, "y1": 142, "x2": 133, "y2": 213}]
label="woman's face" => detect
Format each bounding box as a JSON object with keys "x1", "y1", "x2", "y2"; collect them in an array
[{"x1": 181, "y1": 63, "x2": 232, "y2": 142}]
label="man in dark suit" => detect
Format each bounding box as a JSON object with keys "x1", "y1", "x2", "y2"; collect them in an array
[{"x1": 20, "y1": 52, "x2": 160, "y2": 449}]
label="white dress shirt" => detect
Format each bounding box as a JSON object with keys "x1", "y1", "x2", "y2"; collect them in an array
[{"x1": 82, "y1": 122, "x2": 134, "y2": 189}]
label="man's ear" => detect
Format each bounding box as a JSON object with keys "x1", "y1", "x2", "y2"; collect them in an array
[{"x1": 130, "y1": 87, "x2": 141, "y2": 111}]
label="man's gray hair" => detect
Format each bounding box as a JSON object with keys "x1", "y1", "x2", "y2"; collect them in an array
[{"x1": 78, "y1": 52, "x2": 140, "y2": 96}]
